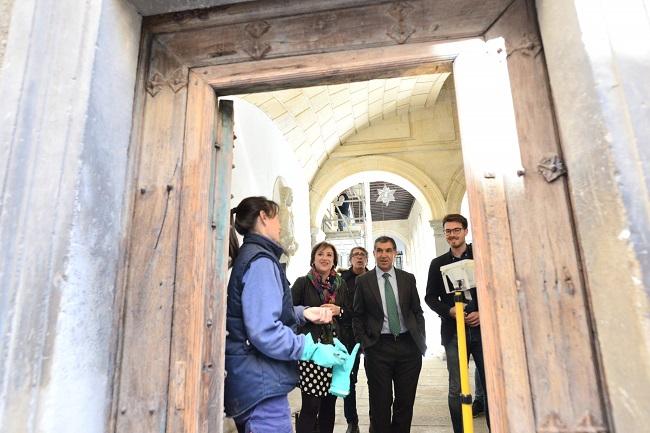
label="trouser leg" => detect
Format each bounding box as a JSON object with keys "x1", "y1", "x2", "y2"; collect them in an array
[
  {"x1": 364, "y1": 343, "x2": 394, "y2": 433},
  {"x1": 474, "y1": 367, "x2": 485, "y2": 401},
  {"x1": 390, "y1": 338, "x2": 422, "y2": 433},
  {"x1": 317, "y1": 394, "x2": 338, "y2": 433},
  {"x1": 469, "y1": 327, "x2": 490, "y2": 431},
  {"x1": 444, "y1": 335, "x2": 464, "y2": 433},
  {"x1": 296, "y1": 392, "x2": 322, "y2": 433}
]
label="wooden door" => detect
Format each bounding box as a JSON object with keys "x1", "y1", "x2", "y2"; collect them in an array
[
  {"x1": 115, "y1": 65, "x2": 234, "y2": 433},
  {"x1": 116, "y1": 2, "x2": 613, "y2": 433},
  {"x1": 453, "y1": 3, "x2": 610, "y2": 432}
]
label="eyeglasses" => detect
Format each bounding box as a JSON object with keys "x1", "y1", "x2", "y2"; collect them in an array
[
  {"x1": 444, "y1": 227, "x2": 464, "y2": 235},
  {"x1": 351, "y1": 252, "x2": 367, "y2": 257}
]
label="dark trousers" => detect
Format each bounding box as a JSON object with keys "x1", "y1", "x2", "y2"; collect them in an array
[
  {"x1": 296, "y1": 392, "x2": 337, "y2": 433},
  {"x1": 364, "y1": 333, "x2": 422, "y2": 433},
  {"x1": 444, "y1": 327, "x2": 490, "y2": 433},
  {"x1": 474, "y1": 367, "x2": 485, "y2": 402},
  {"x1": 343, "y1": 350, "x2": 361, "y2": 424}
]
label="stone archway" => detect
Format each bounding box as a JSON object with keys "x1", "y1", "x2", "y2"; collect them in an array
[
  {"x1": 310, "y1": 155, "x2": 446, "y2": 230},
  {"x1": 446, "y1": 166, "x2": 466, "y2": 213}
]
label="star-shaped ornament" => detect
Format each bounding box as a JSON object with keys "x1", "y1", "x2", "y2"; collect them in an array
[{"x1": 376, "y1": 184, "x2": 396, "y2": 207}]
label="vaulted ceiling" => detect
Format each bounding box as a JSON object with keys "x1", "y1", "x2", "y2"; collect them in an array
[{"x1": 238, "y1": 72, "x2": 450, "y2": 180}]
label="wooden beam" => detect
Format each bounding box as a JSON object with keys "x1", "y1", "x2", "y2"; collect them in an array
[
  {"x1": 149, "y1": 0, "x2": 512, "y2": 69},
  {"x1": 145, "y1": 0, "x2": 397, "y2": 32},
  {"x1": 196, "y1": 40, "x2": 472, "y2": 93}
]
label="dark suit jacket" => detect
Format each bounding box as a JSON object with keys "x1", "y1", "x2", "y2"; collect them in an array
[
  {"x1": 352, "y1": 267, "x2": 426, "y2": 355},
  {"x1": 424, "y1": 244, "x2": 479, "y2": 346}
]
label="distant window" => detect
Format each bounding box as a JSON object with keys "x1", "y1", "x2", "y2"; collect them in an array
[{"x1": 395, "y1": 251, "x2": 404, "y2": 269}]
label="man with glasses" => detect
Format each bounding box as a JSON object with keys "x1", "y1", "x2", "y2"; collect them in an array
[
  {"x1": 338, "y1": 247, "x2": 369, "y2": 433},
  {"x1": 353, "y1": 236, "x2": 426, "y2": 433},
  {"x1": 425, "y1": 214, "x2": 489, "y2": 433}
]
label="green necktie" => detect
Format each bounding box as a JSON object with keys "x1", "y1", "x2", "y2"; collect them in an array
[{"x1": 383, "y1": 273, "x2": 400, "y2": 337}]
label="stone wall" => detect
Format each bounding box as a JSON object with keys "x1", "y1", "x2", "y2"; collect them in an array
[
  {"x1": 0, "y1": 0, "x2": 14, "y2": 65},
  {"x1": 0, "y1": 1, "x2": 141, "y2": 432},
  {"x1": 229, "y1": 97, "x2": 312, "y2": 282}
]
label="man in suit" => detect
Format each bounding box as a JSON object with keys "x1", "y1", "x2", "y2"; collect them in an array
[
  {"x1": 425, "y1": 214, "x2": 489, "y2": 433},
  {"x1": 352, "y1": 236, "x2": 426, "y2": 433}
]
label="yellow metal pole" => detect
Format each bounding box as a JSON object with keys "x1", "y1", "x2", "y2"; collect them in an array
[{"x1": 454, "y1": 290, "x2": 474, "y2": 433}]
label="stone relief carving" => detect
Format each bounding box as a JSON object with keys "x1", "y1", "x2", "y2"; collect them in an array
[
  {"x1": 275, "y1": 181, "x2": 298, "y2": 265},
  {"x1": 242, "y1": 20, "x2": 272, "y2": 60},
  {"x1": 146, "y1": 68, "x2": 188, "y2": 97},
  {"x1": 386, "y1": 1, "x2": 416, "y2": 44}
]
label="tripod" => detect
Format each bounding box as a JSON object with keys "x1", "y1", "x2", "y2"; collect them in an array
[{"x1": 453, "y1": 281, "x2": 474, "y2": 433}]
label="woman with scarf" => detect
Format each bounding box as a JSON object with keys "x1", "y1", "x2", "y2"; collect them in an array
[{"x1": 292, "y1": 241, "x2": 349, "y2": 433}]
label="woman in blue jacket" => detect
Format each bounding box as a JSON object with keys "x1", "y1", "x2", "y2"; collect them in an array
[{"x1": 224, "y1": 196, "x2": 348, "y2": 433}]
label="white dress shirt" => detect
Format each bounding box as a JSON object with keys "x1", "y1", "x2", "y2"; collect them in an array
[{"x1": 375, "y1": 266, "x2": 407, "y2": 334}]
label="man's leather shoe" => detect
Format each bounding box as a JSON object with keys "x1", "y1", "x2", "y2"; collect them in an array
[{"x1": 345, "y1": 423, "x2": 360, "y2": 433}]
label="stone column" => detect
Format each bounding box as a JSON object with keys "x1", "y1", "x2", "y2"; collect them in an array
[
  {"x1": 429, "y1": 219, "x2": 448, "y2": 257},
  {"x1": 363, "y1": 181, "x2": 374, "y2": 255},
  {"x1": 310, "y1": 225, "x2": 321, "y2": 246}
]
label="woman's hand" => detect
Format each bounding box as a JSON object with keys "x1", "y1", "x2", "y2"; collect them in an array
[
  {"x1": 321, "y1": 303, "x2": 341, "y2": 317},
  {"x1": 304, "y1": 306, "x2": 333, "y2": 324}
]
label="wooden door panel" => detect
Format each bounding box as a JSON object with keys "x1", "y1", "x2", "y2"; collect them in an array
[
  {"x1": 455, "y1": 1, "x2": 610, "y2": 431},
  {"x1": 202, "y1": 100, "x2": 235, "y2": 433},
  {"x1": 453, "y1": 39, "x2": 536, "y2": 433},
  {"x1": 115, "y1": 38, "x2": 189, "y2": 433},
  {"x1": 166, "y1": 75, "x2": 234, "y2": 433},
  {"x1": 486, "y1": 2, "x2": 608, "y2": 430}
]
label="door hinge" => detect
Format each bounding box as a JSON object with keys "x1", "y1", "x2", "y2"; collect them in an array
[{"x1": 537, "y1": 155, "x2": 567, "y2": 182}]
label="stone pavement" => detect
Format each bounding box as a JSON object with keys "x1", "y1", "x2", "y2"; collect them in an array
[{"x1": 288, "y1": 355, "x2": 490, "y2": 433}]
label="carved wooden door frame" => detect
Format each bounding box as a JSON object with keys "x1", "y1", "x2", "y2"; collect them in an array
[{"x1": 114, "y1": 2, "x2": 610, "y2": 433}]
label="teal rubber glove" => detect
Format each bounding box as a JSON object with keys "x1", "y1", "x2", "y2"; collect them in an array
[
  {"x1": 300, "y1": 333, "x2": 348, "y2": 368},
  {"x1": 329, "y1": 339, "x2": 361, "y2": 397}
]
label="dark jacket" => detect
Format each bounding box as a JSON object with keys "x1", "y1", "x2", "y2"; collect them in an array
[
  {"x1": 352, "y1": 267, "x2": 427, "y2": 355},
  {"x1": 224, "y1": 234, "x2": 298, "y2": 417},
  {"x1": 424, "y1": 243, "x2": 479, "y2": 346},
  {"x1": 291, "y1": 274, "x2": 346, "y2": 344},
  {"x1": 338, "y1": 268, "x2": 367, "y2": 350}
]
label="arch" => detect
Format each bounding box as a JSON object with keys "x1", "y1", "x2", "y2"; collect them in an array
[
  {"x1": 445, "y1": 165, "x2": 466, "y2": 213},
  {"x1": 310, "y1": 155, "x2": 446, "y2": 228}
]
